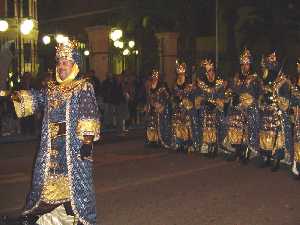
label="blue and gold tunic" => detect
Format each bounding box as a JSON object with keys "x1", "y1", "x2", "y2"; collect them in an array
[
  {"x1": 13, "y1": 78, "x2": 100, "y2": 225},
  {"x1": 171, "y1": 82, "x2": 199, "y2": 152},
  {"x1": 258, "y1": 74, "x2": 292, "y2": 160},
  {"x1": 195, "y1": 77, "x2": 225, "y2": 148},
  {"x1": 225, "y1": 73, "x2": 260, "y2": 150},
  {"x1": 146, "y1": 83, "x2": 172, "y2": 148}
]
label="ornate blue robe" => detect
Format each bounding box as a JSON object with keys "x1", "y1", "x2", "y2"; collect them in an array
[
  {"x1": 194, "y1": 78, "x2": 225, "y2": 148},
  {"x1": 171, "y1": 82, "x2": 200, "y2": 152},
  {"x1": 13, "y1": 79, "x2": 100, "y2": 225},
  {"x1": 146, "y1": 84, "x2": 172, "y2": 148},
  {"x1": 258, "y1": 74, "x2": 292, "y2": 160},
  {"x1": 225, "y1": 73, "x2": 260, "y2": 151}
]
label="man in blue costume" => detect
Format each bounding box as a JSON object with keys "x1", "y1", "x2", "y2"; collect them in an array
[
  {"x1": 11, "y1": 40, "x2": 100, "y2": 225},
  {"x1": 171, "y1": 62, "x2": 199, "y2": 153},
  {"x1": 290, "y1": 58, "x2": 300, "y2": 178},
  {"x1": 194, "y1": 59, "x2": 225, "y2": 158},
  {"x1": 145, "y1": 69, "x2": 172, "y2": 148},
  {"x1": 258, "y1": 52, "x2": 292, "y2": 172},
  {"x1": 225, "y1": 48, "x2": 260, "y2": 163}
]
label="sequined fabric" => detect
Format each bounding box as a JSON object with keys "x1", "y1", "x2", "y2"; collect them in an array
[
  {"x1": 21, "y1": 79, "x2": 99, "y2": 225},
  {"x1": 225, "y1": 73, "x2": 260, "y2": 150},
  {"x1": 145, "y1": 84, "x2": 172, "y2": 148},
  {"x1": 195, "y1": 78, "x2": 225, "y2": 148},
  {"x1": 171, "y1": 83, "x2": 200, "y2": 151},
  {"x1": 259, "y1": 74, "x2": 292, "y2": 159},
  {"x1": 291, "y1": 84, "x2": 300, "y2": 162}
]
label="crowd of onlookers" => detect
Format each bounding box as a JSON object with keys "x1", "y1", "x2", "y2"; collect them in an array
[{"x1": 0, "y1": 70, "x2": 148, "y2": 137}]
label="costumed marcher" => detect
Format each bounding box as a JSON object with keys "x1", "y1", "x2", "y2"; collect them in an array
[
  {"x1": 258, "y1": 52, "x2": 292, "y2": 172},
  {"x1": 12, "y1": 40, "x2": 100, "y2": 225},
  {"x1": 171, "y1": 62, "x2": 199, "y2": 153},
  {"x1": 195, "y1": 59, "x2": 225, "y2": 158},
  {"x1": 145, "y1": 69, "x2": 172, "y2": 148},
  {"x1": 290, "y1": 58, "x2": 300, "y2": 178},
  {"x1": 224, "y1": 48, "x2": 260, "y2": 163}
]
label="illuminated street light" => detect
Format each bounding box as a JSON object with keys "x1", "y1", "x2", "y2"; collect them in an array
[
  {"x1": 0, "y1": 20, "x2": 9, "y2": 32},
  {"x1": 123, "y1": 49, "x2": 130, "y2": 56},
  {"x1": 84, "y1": 50, "x2": 90, "y2": 56},
  {"x1": 113, "y1": 41, "x2": 119, "y2": 48},
  {"x1": 20, "y1": 19, "x2": 34, "y2": 35},
  {"x1": 42, "y1": 35, "x2": 51, "y2": 45},
  {"x1": 134, "y1": 50, "x2": 139, "y2": 55},
  {"x1": 128, "y1": 40, "x2": 135, "y2": 48},
  {"x1": 114, "y1": 40, "x2": 124, "y2": 49},
  {"x1": 110, "y1": 29, "x2": 123, "y2": 41},
  {"x1": 55, "y1": 34, "x2": 66, "y2": 44}
]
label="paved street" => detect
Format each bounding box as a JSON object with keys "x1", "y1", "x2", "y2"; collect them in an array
[{"x1": 0, "y1": 131, "x2": 299, "y2": 225}]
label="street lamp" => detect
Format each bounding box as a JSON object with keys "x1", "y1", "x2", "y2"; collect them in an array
[
  {"x1": 55, "y1": 34, "x2": 69, "y2": 44},
  {"x1": 20, "y1": 19, "x2": 34, "y2": 35},
  {"x1": 0, "y1": 20, "x2": 9, "y2": 32},
  {"x1": 114, "y1": 40, "x2": 124, "y2": 49},
  {"x1": 42, "y1": 35, "x2": 51, "y2": 45},
  {"x1": 110, "y1": 29, "x2": 123, "y2": 41},
  {"x1": 128, "y1": 40, "x2": 135, "y2": 48},
  {"x1": 123, "y1": 49, "x2": 130, "y2": 56}
]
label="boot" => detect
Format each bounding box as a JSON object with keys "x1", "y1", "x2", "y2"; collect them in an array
[
  {"x1": 211, "y1": 144, "x2": 218, "y2": 159},
  {"x1": 207, "y1": 145, "x2": 213, "y2": 158},
  {"x1": 258, "y1": 151, "x2": 271, "y2": 168},
  {"x1": 239, "y1": 145, "x2": 248, "y2": 165},
  {"x1": 271, "y1": 159, "x2": 280, "y2": 172}
]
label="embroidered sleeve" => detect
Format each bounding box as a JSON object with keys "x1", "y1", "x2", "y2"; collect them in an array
[
  {"x1": 76, "y1": 82, "x2": 101, "y2": 142},
  {"x1": 13, "y1": 89, "x2": 46, "y2": 118}
]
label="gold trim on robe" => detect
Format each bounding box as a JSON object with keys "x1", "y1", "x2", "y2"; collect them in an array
[
  {"x1": 76, "y1": 119, "x2": 101, "y2": 142},
  {"x1": 240, "y1": 93, "x2": 254, "y2": 108},
  {"x1": 182, "y1": 98, "x2": 193, "y2": 110},
  {"x1": 294, "y1": 143, "x2": 300, "y2": 162},
  {"x1": 276, "y1": 96, "x2": 289, "y2": 111},
  {"x1": 203, "y1": 127, "x2": 217, "y2": 144},
  {"x1": 147, "y1": 127, "x2": 159, "y2": 142},
  {"x1": 227, "y1": 127, "x2": 247, "y2": 145},
  {"x1": 42, "y1": 175, "x2": 70, "y2": 203},
  {"x1": 259, "y1": 131, "x2": 285, "y2": 152},
  {"x1": 174, "y1": 122, "x2": 191, "y2": 141},
  {"x1": 13, "y1": 90, "x2": 35, "y2": 118}
]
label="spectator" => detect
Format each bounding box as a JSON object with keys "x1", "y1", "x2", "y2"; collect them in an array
[
  {"x1": 101, "y1": 73, "x2": 116, "y2": 128},
  {"x1": 115, "y1": 74, "x2": 129, "y2": 134},
  {"x1": 19, "y1": 72, "x2": 35, "y2": 135}
]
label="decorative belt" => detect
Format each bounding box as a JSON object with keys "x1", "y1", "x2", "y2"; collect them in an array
[{"x1": 49, "y1": 121, "x2": 66, "y2": 139}]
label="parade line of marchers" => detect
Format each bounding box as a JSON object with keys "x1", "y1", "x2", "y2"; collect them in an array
[{"x1": 0, "y1": 40, "x2": 300, "y2": 225}]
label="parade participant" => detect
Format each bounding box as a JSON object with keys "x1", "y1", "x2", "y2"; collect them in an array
[
  {"x1": 12, "y1": 40, "x2": 100, "y2": 225},
  {"x1": 258, "y1": 52, "x2": 292, "y2": 172},
  {"x1": 225, "y1": 48, "x2": 260, "y2": 163},
  {"x1": 171, "y1": 62, "x2": 199, "y2": 153},
  {"x1": 290, "y1": 58, "x2": 300, "y2": 177},
  {"x1": 145, "y1": 69, "x2": 172, "y2": 148},
  {"x1": 195, "y1": 59, "x2": 225, "y2": 157}
]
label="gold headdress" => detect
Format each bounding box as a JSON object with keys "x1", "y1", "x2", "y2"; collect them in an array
[
  {"x1": 240, "y1": 48, "x2": 252, "y2": 64},
  {"x1": 151, "y1": 69, "x2": 159, "y2": 79},
  {"x1": 176, "y1": 62, "x2": 186, "y2": 74},
  {"x1": 55, "y1": 39, "x2": 80, "y2": 65}
]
